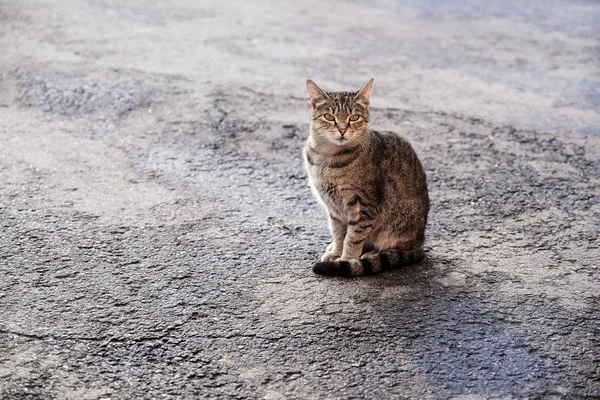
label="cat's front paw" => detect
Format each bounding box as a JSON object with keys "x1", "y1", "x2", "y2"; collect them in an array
[{"x1": 321, "y1": 251, "x2": 341, "y2": 262}]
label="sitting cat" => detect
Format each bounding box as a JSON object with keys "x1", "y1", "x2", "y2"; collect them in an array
[{"x1": 304, "y1": 78, "x2": 429, "y2": 276}]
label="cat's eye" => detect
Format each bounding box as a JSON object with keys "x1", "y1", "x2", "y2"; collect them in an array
[
  {"x1": 349, "y1": 115, "x2": 360, "y2": 121},
  {"x1": 323, "y1": 114, "x2": 335, "y2": 121}
]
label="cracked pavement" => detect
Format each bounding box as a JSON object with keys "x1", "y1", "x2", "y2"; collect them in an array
[{"x1": 0, "y1": 0, "x2": 599, "y2": 399}]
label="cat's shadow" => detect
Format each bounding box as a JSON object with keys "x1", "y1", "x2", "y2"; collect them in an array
[
  {"x1": 364, "y1": 250, "x2": 455, "y2": 288},
  {"x1": 347, "y1": 252, "x2": 545, "y2": 395}
]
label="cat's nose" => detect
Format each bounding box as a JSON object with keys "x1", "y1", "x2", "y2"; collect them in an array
[{"x1": 339, "y1": 129, "x2": 347, "y2": 136}]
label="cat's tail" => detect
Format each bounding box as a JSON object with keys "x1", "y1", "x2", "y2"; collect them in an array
[{"x1": 312, "y1": 248, "x2": 425, "y2": 277}]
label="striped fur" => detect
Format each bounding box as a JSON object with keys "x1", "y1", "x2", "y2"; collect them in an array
[
  {"x1": 304, "y1": 79, "x2": 429, "y2": 277},
  {"x1": 313, "y1": 248, "x2": 425, "y2": 277}
]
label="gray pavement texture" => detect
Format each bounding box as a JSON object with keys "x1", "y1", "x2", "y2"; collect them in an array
[{"x1": 0, "y1": 0, "x2": 599, "y2": 399}]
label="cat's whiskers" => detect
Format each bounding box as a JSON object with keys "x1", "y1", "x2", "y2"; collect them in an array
[{"x1": 355, "y1": 133, "x2": 372, "y2": 154}]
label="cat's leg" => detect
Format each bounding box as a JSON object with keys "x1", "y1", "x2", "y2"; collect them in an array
[
  {"x1": 321, "y1": 214, "x2": 346, "y2": 261},
  {"x1": 340, "y1": 221, "x2": 373, "y2": 260}
]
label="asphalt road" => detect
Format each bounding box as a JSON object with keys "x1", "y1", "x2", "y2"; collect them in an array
[{"x1": 0, "y1": 1, "x2": 599, "y2": 399}]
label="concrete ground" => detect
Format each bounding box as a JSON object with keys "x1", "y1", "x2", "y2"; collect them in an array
[{"x1": 0, "y1": 0, "x2": 598, "y2": 399}]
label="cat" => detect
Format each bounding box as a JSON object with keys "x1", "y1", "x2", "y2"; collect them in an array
[{"x1": 304, "y1": 78, "x2": 430, "y2": 277}]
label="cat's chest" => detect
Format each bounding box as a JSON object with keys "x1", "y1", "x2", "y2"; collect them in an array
[
  {"x1": 304, "y1": 146, "x2": 370, "y2": 209},
  {"x1": 308, "y1": 166, "x2": 355, "y2": 207}
]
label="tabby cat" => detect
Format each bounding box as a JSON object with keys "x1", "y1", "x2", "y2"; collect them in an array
[{"x1": 304, "y1": 78, "x2": 429, "y2": 276}]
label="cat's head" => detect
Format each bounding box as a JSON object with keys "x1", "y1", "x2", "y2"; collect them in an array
[{"x1": 306, "y1": 78, "x2": 374, "y2": 146}]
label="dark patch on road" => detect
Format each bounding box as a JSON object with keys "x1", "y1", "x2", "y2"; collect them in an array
[{"x1": 15, "y1": 68, "x2": 150, "y2": 117}]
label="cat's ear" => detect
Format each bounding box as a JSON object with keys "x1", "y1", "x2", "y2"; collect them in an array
[
  {"x1": 355, "y1": 78, "x2": 374, "y2": 107},
  {"x1": 306, "y1": 79, "x2": 329, "y2": 109}
]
